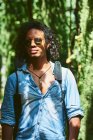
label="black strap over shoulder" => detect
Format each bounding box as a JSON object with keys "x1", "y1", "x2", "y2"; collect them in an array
[
  {"x1": 53, "y1": 61, "x2": 68, "y2": 134},
  {"x1": 13, "y1": 71, "x2": 22, "y2": 140},
  {"x1": 53, "y1": 61, "x2": 65, "y2": 102},
  {"x1": 53, "y1": 61, "x2": 62, "y2": 84}
]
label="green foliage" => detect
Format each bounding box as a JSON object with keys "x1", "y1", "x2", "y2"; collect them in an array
[
  {"x1": 0, "y1": 0, "x2": 93, "y2": 139},
  {"x1": 71, "y1": 0, "x2": 93, "y2": 139}
]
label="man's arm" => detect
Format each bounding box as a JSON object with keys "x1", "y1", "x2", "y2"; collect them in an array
[
  {"x1": 68, "y1": 116, "x2": 81, "y2": 140},
  {"x1": 2, "y1": 124, "x2": 13, "y2": 140}
]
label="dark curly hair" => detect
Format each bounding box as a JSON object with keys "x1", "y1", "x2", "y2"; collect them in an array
[{"x1": 14, "y1": 20, "x2": 60, "y2": 67}]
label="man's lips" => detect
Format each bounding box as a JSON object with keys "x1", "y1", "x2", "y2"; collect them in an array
[{"x1": 29, "y1": 49, "x2": 38, "y2": 53}]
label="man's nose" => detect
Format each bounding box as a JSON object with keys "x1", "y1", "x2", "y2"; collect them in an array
[{"x1": 30, "y1": 40, "x2": 36, "y2": 47}]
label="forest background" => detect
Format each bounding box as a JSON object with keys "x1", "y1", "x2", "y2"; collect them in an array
[{"x1": 0, "y1": 0, "x2": 93, "y2": 140}]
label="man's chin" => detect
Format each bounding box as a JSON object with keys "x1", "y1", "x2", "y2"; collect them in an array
[{"x1": 29, "y1": 54, "x2": 40, "y2": 59}]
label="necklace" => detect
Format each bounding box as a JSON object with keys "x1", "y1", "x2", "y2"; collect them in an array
[{"x1": 29, "y1": 65, "x2": 51, "y2": 89}]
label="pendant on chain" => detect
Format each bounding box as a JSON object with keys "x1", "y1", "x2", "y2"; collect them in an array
[{"x1": 39, "y1": 78, "x2": 42, "y2": 90}]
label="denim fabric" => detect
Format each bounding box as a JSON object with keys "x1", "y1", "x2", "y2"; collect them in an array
[{"x1": 0, "y1": 62, "x2": 83, "y2": 140}]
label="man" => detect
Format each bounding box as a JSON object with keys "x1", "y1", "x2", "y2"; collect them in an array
[{"x1": 0, "y1": 20, "x2": 83, "y2": 140}]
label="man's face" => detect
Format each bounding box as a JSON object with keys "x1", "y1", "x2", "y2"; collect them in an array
[{"x1": 25, "y1": 29, "x2": 48, "y2": 59}]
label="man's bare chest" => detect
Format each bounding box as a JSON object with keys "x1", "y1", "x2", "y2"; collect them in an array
[{"x1": 31, "y1": 69, "x2": 55, "y2": 94}]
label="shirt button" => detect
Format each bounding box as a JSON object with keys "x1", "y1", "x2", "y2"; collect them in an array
[
  {"x1": 40, "y1": 109, "x2": 42, "y2": 112},
  {"x1": 37, "y1": 122, "x2": 40, "y2": 125}
]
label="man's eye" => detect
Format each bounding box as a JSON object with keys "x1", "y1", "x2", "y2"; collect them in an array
[
  {"x1": 25, "y1": 40, "x2": 32, "y2": 46},
  {"x1": 34, "y1": 38, "x2": 42, "y2": 45}
]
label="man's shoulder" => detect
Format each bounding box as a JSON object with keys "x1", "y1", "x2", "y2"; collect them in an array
[
  {"x1": 7, "y1": 63, "x2": 28, "y2": 82},
  {"x1": 7, "y1": 72, "x2": 17, "y2": 84},
  {"x1": 50, "y1": 61, "x2": 75, "y2": 82},
  {"x1": 50, "y1": 61, "x2": 69, "y2": 73}
]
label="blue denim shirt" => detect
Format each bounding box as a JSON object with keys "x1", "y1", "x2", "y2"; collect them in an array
[{"x1": 0, "y1": 62, "x2": 83, "y2": 140}]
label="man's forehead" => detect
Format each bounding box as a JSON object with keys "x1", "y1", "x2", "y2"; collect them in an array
[{"x1": 26, "y1": 28, "x2": 44, "y2": 37}]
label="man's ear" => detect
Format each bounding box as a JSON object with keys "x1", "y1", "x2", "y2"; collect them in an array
[{"x1": 47, "y1": 43, "x2": 50, "y2": 49}]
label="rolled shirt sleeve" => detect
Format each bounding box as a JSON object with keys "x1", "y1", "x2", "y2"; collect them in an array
[
  {"x1": 0, "y1": 73, "x2": 16, "y2": 126},
  {"x1": 65, "y1": 69, "x2": 84, "y2": 120}
]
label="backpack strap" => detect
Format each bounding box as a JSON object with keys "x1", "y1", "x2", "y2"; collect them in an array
[
  {"x1": 54, "y1": 61, "x2": 69, "y2": 138},
  {"x1": 53, "y1": 61, "x2": 65, "y2": 101},
  {"x1": 53, "y1": 61, "x2": 62, "y2": 84},
  {"x1": 13, "y1": 71, "x2": 22, "y2": 139}
]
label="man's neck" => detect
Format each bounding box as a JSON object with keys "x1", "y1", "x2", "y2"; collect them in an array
[{"x1": 27, "y1": 57, "x2": 50, "y2": 70}]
